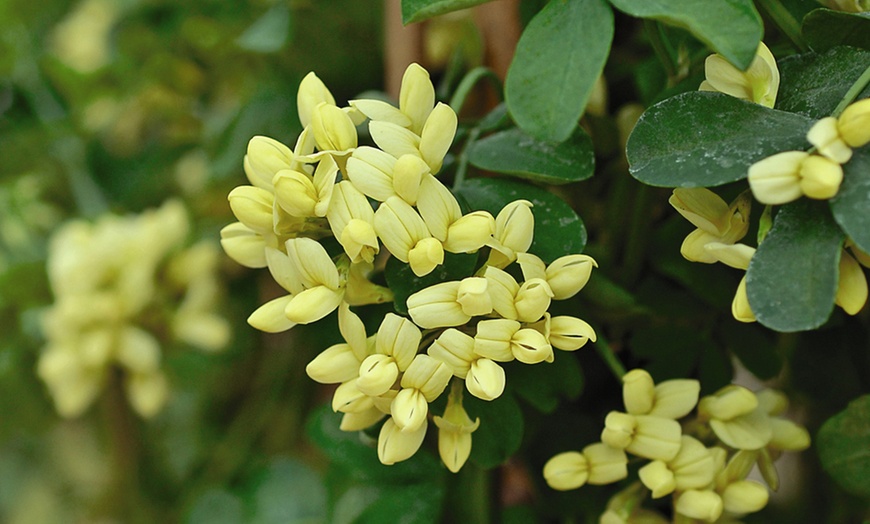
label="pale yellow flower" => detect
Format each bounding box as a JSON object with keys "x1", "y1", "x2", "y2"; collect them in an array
[
  {"x1": 699, "y1": 42, "x2": 779, "y2": 108},
  {"x1": 698, "y1": 385, "x2": 772, "y2": 450},
  {"x1": 486, "y1": 200, "x2": 535, "y2": 268},
  {"x1": 244, "y1": 132, "x2": 315, "y2": 191},
  {"x1": 391, "y1": 354, "x2": 452, "y2": 431},
  {"x1": 434, "y1": 384, "x2": 480, "y2": 473},
  {"x1": 517, "y1": 252, "x2": 597, "y2": 300},
  {"x1": 272, "y1": 155, "x2": 339, "y2": 218},
  {"x1": 374, "y1": 196, "x2": 443, "y2": 277},
  {"x1": 638, "y1": 436, "x2": 716, "y2": 498},
  {"x1": 621, "y1": 368, "x2": 700, "y2": 419},
  {"x1": 326, "y1": 181, "x2": 378, "y2": 264},
  {"x1": 704, "y1": 242, "x2": 757, "y2": 323},
  {"x1": 544, "y1": 443, "x2": 628, "y2": 491},
  {"x1": 378, "y1": 417, "x2": 427, "y2": 465},
  {"x1": 601, "y1": 412, "x2": 683, "y2": 461},
  {"x1": 748, "y1": 151, "x2": 844, "y2": 204},
  {"x1": 669, "y1": 188, "x2": 750, "y2": 263}
]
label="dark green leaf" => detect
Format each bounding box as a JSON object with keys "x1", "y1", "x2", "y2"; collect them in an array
[
  {"x1": 627, "y1": 92, "x2": 813, "y2": 187},
  {"x1": 401, "y1": 0, "x2": 493, "y2": 24},
  {"x1": 455, "y1": 178, "x2": 587, "y2": 263},
  {"x1": 235, "y1": 5, "x2": 292, "y2": 53},
  {"x1": 803, "y1": 9, "x2": 870, "y2": 53},
  {"x1": 465, "y1": 392, "x2": 523, "y2": 468},
  {"x1": 608, "y1": 0, "x2": 762, "y2": 69},
  {"x1": 468, "y1": 127, "x2": 595, "y2": 185},
  {"x1": 817, "y1": 395, "x2": 870, "y2": 499},
  {"x1": 507, "y1": 351, "x2": 584, "y2": 413},
  {"x1": 628, "y1": 325, "x2": 704, "y2": 381},
  {"x1": 385, "y1": 252, "x2": 478, "y2": 314},
  {"x1": 776, "y1": 47, "x2": 870, "y2": 119},
  {"x1": 249, "y1": 459, "x2": 327, "y2": 524},
  {"x1": 505, "y1": 0, "x2": 613, "y2": 143},
  {"x1": 746, "y1": 200, "x2": 844, "y2": 332},
  {"x1": 831, "y1": 149, "x2": 870, "y2": 253}
]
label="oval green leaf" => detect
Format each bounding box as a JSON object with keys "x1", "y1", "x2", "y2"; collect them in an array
[
  {"x1": 776, "y1": 46, "x2": 870, "y2": 118},
  {"x1": 817, "y1": 395, "x2": 870, "y2": 499},
  {"x1": 468, "y1": 127, "x2": 595, "y2": 185},
  {"x1": 831, "y1": 149, "x2": 870, "y2": 254},
  {"x1": 608, "y1": 0, "x2": 762, "y2": 69},
  {"x1": 401, "y1": 0, "x2": 493, "y2": 23},
  {"x1": 803, "y1": 9, "x2": 870, "y2": 53},
  {"x1": 627, "y1": 92, "x2": 813, "y2": 187},
  {"x1": 746, "y1": 200, "x2": 844, "y2": 332},
  {"x1": 455, "y1": 178, "x2": 587, "y2": 263},
  {"x1": 505, "y1": 0, "x2": 613, "y2": 143}
]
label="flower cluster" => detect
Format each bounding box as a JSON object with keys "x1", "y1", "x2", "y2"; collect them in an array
[
  {"x1": 221, "y1": 63, "x2": 598, "y2": 471},
  {"x1": 670, "y1": 187, "x2": 869, "y2": 321},
  {"x1": 38, "y1": 200, "x2": 229, "y2": 418},
  {"x1": 748, "y1": 98, "x2": 870, "y2": 205},
  {"x1": 544, "y1": 369, "x2": 810, "y2": 523}
]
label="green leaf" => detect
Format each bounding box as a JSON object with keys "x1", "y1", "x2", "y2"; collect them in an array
[
  {"x1": 401, "y1": 0, "x2": 493, "y2": 24},
  {"x1": 746, "y1": 200, "x2": 844, "y2": 332},
  {"x1": 817, "y1": 395, "x2": 870, "y2": 499},
  {"x1": 467, "y1": 127, "x2": 595, "y2": 185},
  {"x1": 235, "y1": 5, "x2": 292, "y2": 53},
  {"x1": 505, "y1": 0, "x2": 613, "y2": 143},
  {"x1": 718, "y1": 321, "x2": 782, "y2": 380},
  {"x1": 776, "y1": 46, "x2": 870, "y2": 119},
  {"x1": 627, "y1": 92, "x2": 813, "y2": 187},
  {"x1": 354, "y1": 483, "x2": 445, "y2": 524},
  {"x1": 507, "y1": 351, "x2": 584, "y2": 413},
  {"x1": 831, "y1": 149, "x2": 870, "y2": 254},
  {"x1": 249, "y1": 459, "x2": 327, "y2": 524},
  {"x1": 455, "y1": 178, "x2": 587, "y2": 263},
  {"x1": 385, "y1": 252, "x2": 478, "y2": 314},
  {"x1": 464, "y1": 392, "x2": 523, "y2": 468},
  {"x1": 802, "y1": 9, "x2": 870, "y2": 53},
  {"x1": 608, "y1": 0, "x2": 762, "y2": 69}
]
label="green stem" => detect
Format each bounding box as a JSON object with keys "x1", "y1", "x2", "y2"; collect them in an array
[
  {"x1": 755, "y1": 0, "x2": 808, "y2": 52},
  {"x1": 831, "y1": 63, "x2": 870, "y2": 117},
  {"x1": 644, "y1": 20, "x2": 677, "y2": 82},
  {"x1": 593, "y1": 333, "x2": 627, "y2": 380},
  {"x1": 98, "y1": 369, "x2": 141, "y2": 520},
  {"x1": 621, "y1": 184, "x2": 653, "y2": 286},
  {"x1": 453, "y1": 127, "x2": 480, "y2": 190},
  {"x1": 447, "y1": 461, "x2": 492, "y2": 524},
  {"x1": 448, "y1": 67, "x2": 503, "y2": 114}
]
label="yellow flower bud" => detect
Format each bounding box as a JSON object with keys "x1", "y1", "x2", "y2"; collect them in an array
[
  {"x1": 401, "y1": 354, "x2": 452, "y2": 401},
  {"x1": 603, "y1": 412, "x2": 682, "y2": 461},
  {"x1": 670, "y1": 188, "x2": 751, "y2": 263},
  {"x1": 733, "y1": 276, "x2": 756, "y2": 323},
  {"x1": 456, "y1": 277, "x2": 493, "y2": 317},
  {"x1": 345, "y1": 146, "x2": 398, "y2": 202},
  {"x1": 474, "y1": 319, "x2": 521, "y2": 362},
  {"x1": 228, "y1": 185, "x2": 275, "y2": 235},
  {"x1": 548, "y1": 315, "x2": 596, "y2": 351},
  {"x1": 515, "y1": 278, "x2": 553, "y2": 322},
  {"x1": 434, "y1": 386, "x2": 480, "y2": 473},
  {"x1": 510, "y1": 328, "x2": 553, "y2": 364},
  {"x1": 768, "y1": 418, "x2": 811, "y2": 451},
  {"x1": 374, "y1": 196, "x2": 431, "y2": 265},
  {"x1": 375, "y1": 313, "x2": 421, "y2": 371},
  {"x1": 332, "y1": 380, "x2": 374, "y2": 413},
  {"x1": 356, "y1": 354, "x2": 400, "y2": 397},
  {"x1": 311, "y1": 102, "x2": 358, "y2": 153},
  {"x1": 247, "y1": 295, "x2": 296, "y2": 333},
  {"x1": 244, "y1": 135, "x2": 298, "y2": 190},
  {"x1": 722, "y1": 480, "x2": 769, "y2": 515},
  {"x1": 349, "y1": 98, "x2": 411, "y2": 128},
  {"x1": 408, "y1": 237, "x2": 445, "y2": 277},
  {"x1": 370, "y1": 121, "x2": 421, "y2": 159},
  {"x1": 378, "y1": 417, "x2": 427, "y2": 465},
  {"x1": 701, "y1": 387, "x2": 773, "y2": 450},
  {"x1": 487, "y1": 200, "x2": 534, "y2": 268},
  {"x1": 675, "y1": 490, "x2": 723, "y2": 522},
  {"x1": 699, "y1": 385, "x2": 758, "y2": 420},
  {"x1": 284, "y1": 285, "x2": 345, "y2": 325},
  {"x1": 807, "y1": 116, "x2": 852, "y2": 164},
  {"x1": 306, "y1": 343, "x2": 362, "y2": 384},
  {"x1": 638, "y1": 460, "x2": 676, "y2": 498},
  {"x1": 484, "y1": 266, "x2": 520, "y2": 319},
  {"x1": 836, "y1": 249, "x2": 868, "y2": 315},
  {"x1": 391, "y1": 387, "x2": 429, "y2": 432},
  {"x1": 407, "y1": 281, "x2": 471, "y2": 329},
  {"x1": 399, "y1": 63, "x2": 436, "y2": 135},
  {"x1": 602, "y1": 411, "x2": 637, "y2": 449},
  {"x1": 444, "y1": 211, "x2": 495, "y2": 253},
  {"x1": 126, "y1": 371, "x2": 169, "y2": 418},
  {"x1": 544, "y1": 451, "x2": 589, "y2": 491},
  {"x1": 546, "y1": 254, "x2": 597, "y2": 299},
  {"x1": 699, "y1": 42, "x2": 779, "y2": 108},
  {"x1": 838, "y1": 97, "x2": 870, "y2": 147},
  {"x1": 669, "y1": 436, "x2": 716, "y2": 491},
  {"x1": 584, "y1": 442, "x2": 629, "y2": 485},
  {"x1": 220, "y1": 222, "x2": 267, "y2": 268},
  {"x1": 340, "y1": 407, "x2": 385, "y2": 432},
  {"x1": 297, "y1": 72, "x2": 336, "y2": 129},
  {"x1": 747, "y1": 151, "x2": 807, "y2": 205},
  {"x1": 465, "y1": 358, "x2": 505, "y2": 401},
  {"x1": 427, "y1": 329, "x2": 475, "y2": 378},
  {"x1": 419, "y1": 102, "x2": 457, "y2": 173},
  {"x1": 799, "y1": 154, "x2": 844, "y2": 200},
  {"x1": 623, "y1": 369, "x2": 656, "y2": 415},
  {"x1": 393, "y1": 154, "x2": 429, "y2": 205},
  {"x1": 649, "y1": 379, "x2": 701, "y2": 419}
]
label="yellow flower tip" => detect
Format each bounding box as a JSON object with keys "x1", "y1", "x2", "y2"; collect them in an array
[
  {"x1": 623, "y1": 369, "x2": 655, "y2": 415},
  {"x1": 444, "y1": 211, "x2": 495, "y2": 254},
  {"x1": 456, "y1": 277, "x2": 493, "y2": 317},
  {"x1": 669, "y1": 436, "x2": 716, "y2": 491},
  {"x1": 838, "y1": 97, "x2": 870, "y2": 147},
  {"x1": 669, "y1": 187, "x2": 731, "y2": 235},
  {"x1": 675, "y1": 490, "x2": 724, "y2": 523},
  {"x1": 638, "y1": 460, "x2": 676, "y2": 498},
  {"x1": 649, "y1": 379, "x2": 701, "y2": 419},
  {"x1": 408, "y1": 237, "x2": 445, "y2": 277},
  {"x1": 247, "y1": 295, "x2": 297, "y2": 333},
  {"x1": 407, "y1": 281, "x2": 470, "y2": 329},
  {"x1": 227, "y1": 185, "x2": 275, "y2": 235},
  {"x1": 510, "y1": 328, "x2": 552, "y2": 364},
  {"x1": 769, "y1": 418, "x2": 811, "y2": 451},
  {"x1": 427, "y1": 329, "x2": 475, "y2": 378},
  {"x1": 722, "y1": 480, "x2": 769, "y2": 515},
  {"x1": 601, "y1": 411, "x2": 637, "y2": 450},
  {"x1": 583, "y1": 442, "x2": 629, "y2": 485},
  {"x1": 701, "y1": 42, "x2": 779, "y2": 108},
  {"x1": 378, "y1": 417, "x2": 427, "y2": 465},
  {"x1": 390, "y1": 388, "x2": 429, "y2": 432},
  {"x1": 419, "y1": 102, "x2": 458, "y2": 173},
  {"x1": 747, "y1": 151, "x2": 807, "y2": 205},
  {"x1": 434, "y1": 386, "x2": 480, "y2": 473},
  {"x1": 356, "y1": 354, "x2": 399, "y2": 397},
  {"x1": 297, "y1": 72, "x2": 336, "y2": 129},
  {"x1": 704, "y1": 242, "x2": 755, "y2": 270},
  {"x1": 220, "y1": 222, "x2": 267, "y2": 269},
  {"x1": 311, "y1": 102, "x2": 358, "y2": 154},
  {"x1": 399, "y1": 62, "x2": 436, "y2": 135},
  {"x1": 305, "y1": 343, "x2": 360, "y2": 384},
  {"x1": 732, "y1": 276, "x2": 757, "y2": 323},
  {"x1": 340, "y1": 408, "x2": 385, "y2": 432},
  {"x1": 699, "y1": 385, "x2": 758, "y2": 421},
  {"x1": 543, "y1": 451, "x2": 589, "y2": 490},
  {"x1": 546, "y1": 254, "x2": 597, "y2": 300},
  {"x1": 807, "y1": 117, "x2": 853, "y2": 164},
  {"x1": 465, "y1": 358, "x2": 505, "y2": 401},
  {"x1": 514, "y1": 278, "x2": 553, "y2": 323},
  {"x1": 488, "y1": 200, "x2": 535, "y2": 266},
  {"x1": 548, "y1": 315, "x2": 596, "y2": 351},
  {"x1": 392, "y1": 154, "x2": 428, "y2": 204},
  {"x1": 837, "y1": 249, "x2": 869, "y2": 315},
  {"x1": 244, "y1": 135, "x2": 296, "y2": 190},
  {"x1": 799, "y1": 155, "x2": 844, "y2": 200}
]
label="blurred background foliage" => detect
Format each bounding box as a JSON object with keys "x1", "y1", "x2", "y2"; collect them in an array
[{"x1": 0, "y1": 0, "x2": 868, "y2": 522}]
